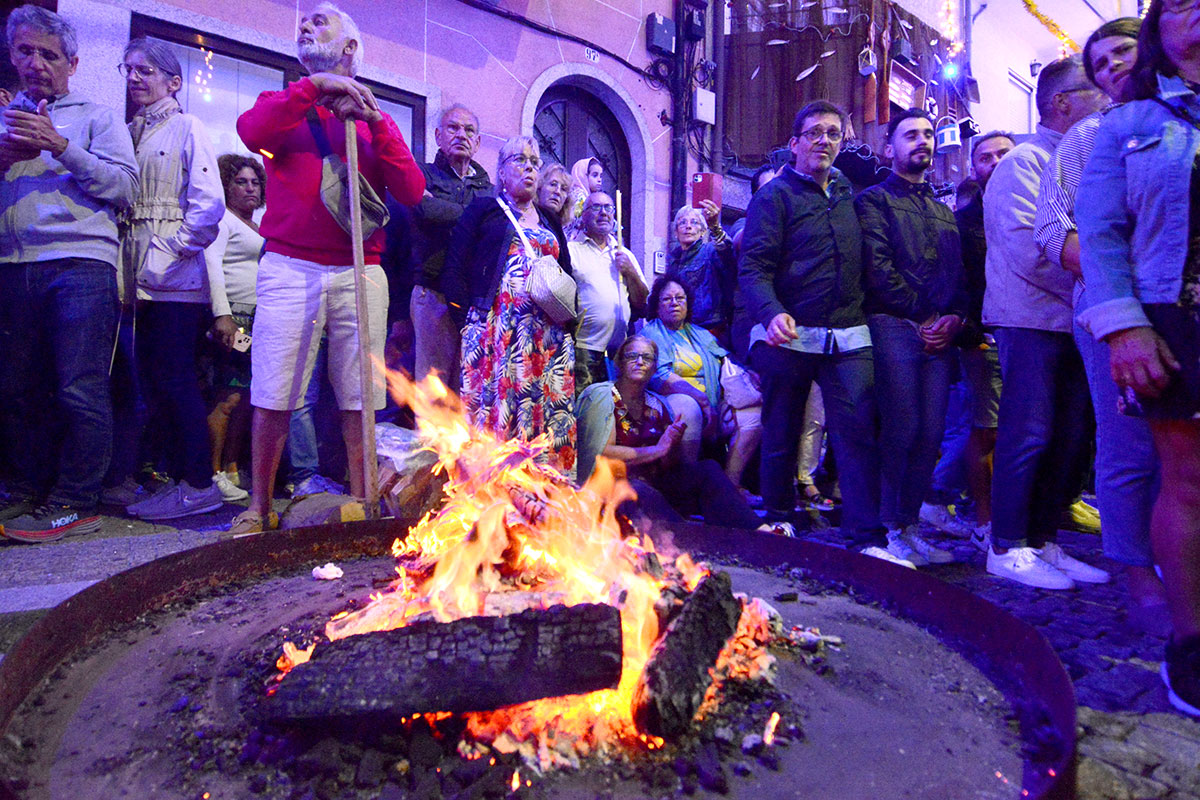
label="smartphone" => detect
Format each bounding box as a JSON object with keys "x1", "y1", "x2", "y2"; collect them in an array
[{"x1": 691, "y1": 172, "x2": 722, "y2": 209}]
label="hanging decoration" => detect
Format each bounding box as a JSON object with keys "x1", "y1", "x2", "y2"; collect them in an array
[
  {"x1": 1020, "y1": 0, "x2": 1080, "y2": 53},
  {"x1": 937, "y1": 0, "x2": 964, "y2": 56}
]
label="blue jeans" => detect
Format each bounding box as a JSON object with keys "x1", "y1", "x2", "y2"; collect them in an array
[
  {"x1": 991, "y1": 327, "x2": 1092, "y2": 549},
  {"x1": 0, "y1": 260, "x2": 117, "y2": 508},
  {"x1": 1074, "y1": 317, "x2": 1159, "y2": 566},
  {"x1": 138, "y1": 302, "x2": 211, "y2": 488},
  {"x1": 869, "y1": 315, "x2": 956, "y2": 529},
  {"x1": 287, "y1": 336, "x2": 328, "y2": 484},
  {"x1": 750, "y1": 342, "x2": 884, "y2": 548},
  {"x1": 929, "y1": 366, "x2": 971, "y2": 502}
]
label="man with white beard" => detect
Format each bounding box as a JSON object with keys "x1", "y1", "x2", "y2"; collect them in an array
[{"x1": 231, "y1": 2, "x2": 425, "y2": 535}]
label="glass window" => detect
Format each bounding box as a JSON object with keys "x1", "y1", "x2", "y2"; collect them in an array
[{"x1": 151, "y1": 37, "x2": 283, "y2": 158}]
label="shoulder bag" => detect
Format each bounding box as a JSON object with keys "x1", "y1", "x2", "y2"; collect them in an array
[{"x1": 495, "y1": 197, "x2": 577, "y2": 325}]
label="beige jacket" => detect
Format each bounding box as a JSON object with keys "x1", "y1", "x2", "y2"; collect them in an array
[{"x1": 122, "y1": 97, "x2": 224, "y2": 304}]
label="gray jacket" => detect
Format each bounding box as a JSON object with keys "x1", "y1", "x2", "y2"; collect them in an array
[
  {"x1": 982, "y1": 124, "x2": 1073, "y2": 332},
  {"x1": 0, "y1": 91, "x2": 138, "y2": 267}
]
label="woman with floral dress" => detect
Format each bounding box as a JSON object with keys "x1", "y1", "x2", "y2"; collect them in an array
[{"x1": 442, "y1": 136, "x2": 577, "y2": 476}]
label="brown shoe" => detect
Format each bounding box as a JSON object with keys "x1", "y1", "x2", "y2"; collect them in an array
[{"x1": 225, "y1": 509, "x2": 279, "y2": 538}]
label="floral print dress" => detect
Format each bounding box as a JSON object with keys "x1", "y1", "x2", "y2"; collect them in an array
[{"x1": 461, "y1": 223, "x2": 577, "y2": 475}]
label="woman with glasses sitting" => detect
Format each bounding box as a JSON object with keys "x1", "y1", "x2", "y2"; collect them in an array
[
  {"x1": 442, "y1": 136, "x2": 577, "y2": 477},
  {"x1": 640, "y1": 275, "x2": 764, "y2": 501},
  {"x1": 577, "y1": 335, "x2": 790, "y2": 535}
]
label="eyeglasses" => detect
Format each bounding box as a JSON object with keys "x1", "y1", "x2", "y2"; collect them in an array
[
  {"x1": 660, "y1": 294, "x2": 687, "y2": 306},
  {"x1": 118, "y1": 63, "x2": 163, "y2": 79},
  {"x1": 799, "y1": 126, "x2": 844, "y2": 143},
  {"x1": 585, "y1": 204, "x2": 615, "y2": 214},
  {"x1": 442, "y1": 122, "x2": 478, "y2": 138},
  {"x1": 622, "y1": 352, "x2": 654, "y2": 364},
  {"x1": 505, "y1": 154, "x2": 542, "y2": 171}
]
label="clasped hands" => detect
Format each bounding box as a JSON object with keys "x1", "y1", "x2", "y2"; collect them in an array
[
  {"x1": 0, "y1": 100, "x2": 68, "y2": 170},
  {"x1": 309, "y1": 72, "x2": 382, "y2": 123}
]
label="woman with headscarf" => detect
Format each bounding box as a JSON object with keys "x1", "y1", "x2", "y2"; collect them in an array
[
  {"x1": 567, "y1": 156, "x2": 604, "y2": 234},
  {"x1": 118, "y1": 38, "x2": 226, "y2": 522}
]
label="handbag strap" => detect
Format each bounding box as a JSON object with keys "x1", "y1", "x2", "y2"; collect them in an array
[
  {"x1": 306, "y1": 107, "x2": 337, "y2": 159},
  {"x1": 495, "y1": 197, "x2": 537, "y2": 259}
]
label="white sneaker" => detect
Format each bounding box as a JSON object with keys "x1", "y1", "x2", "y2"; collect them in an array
[
  {"x1": 213, "y1": 471, "x2": 249, "y2": 502},
  {"x1": 861, "y1": 545, "x2": 917, "y2": 570},
  {"x1": 886, "y1": 529, "x2": 928, "y2": 566},
  {"x1": 919, "y1": 502, "x2": 974, "y2": 538},
  {"x1": 899, "y1": 525, "x2": 954, "y2": 564},
  {"x1": 986, "y1": 546, "x2": 1075, "y2": 590},
  {"x1": 1038, "y1": 542, "x2": 1110, "y2": 584},
  {"x1": 970, "y1": 521, "x2": 991, "y2": 553}
]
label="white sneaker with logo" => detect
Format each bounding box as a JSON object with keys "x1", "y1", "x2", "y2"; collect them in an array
[
  {"x1": 919, "y1": 502, "x2": 974, "y2": 538},
  {"x1": 986, "y1": 546, "x2": 1074, "y2": 590},
  {"x1": 1038, "y1": 542, "x2": 1110, "y2": 584}
]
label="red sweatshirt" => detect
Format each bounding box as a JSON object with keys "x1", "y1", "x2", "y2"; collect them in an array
[{"x1": 237, "y1": 77, "x2": 425, "y2": 266}]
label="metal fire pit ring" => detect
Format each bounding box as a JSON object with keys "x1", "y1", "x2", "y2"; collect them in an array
[{"x1": 0, "y1": 518, "x2": 1076, "y2": 799}]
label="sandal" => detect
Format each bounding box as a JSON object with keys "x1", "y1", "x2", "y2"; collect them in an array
[
  {"x1": 803, "y1": 487, "x2": 835, "y2": 512},
  {"x1": 225, "y1": 509, "x2": 279, "y2": 538}
]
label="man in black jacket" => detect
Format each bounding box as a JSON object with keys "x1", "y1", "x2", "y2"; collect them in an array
[
  {"x1": 856, "y1": 108, "x2": 965, "y2": 567},
  {"x1": 410, "y1": 104, "x2": 493, "y2": 388},
  {"x1": 740, "y1": 101, "x2": 897, "y2": 565}
]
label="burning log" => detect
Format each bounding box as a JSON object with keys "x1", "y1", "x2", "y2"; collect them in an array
[
  {"x1": 263, "y1": 603, "x2": 622, "y2": 725},
  {"x1": 633, "y1": 571, "x2": 742, "y2": 738}
]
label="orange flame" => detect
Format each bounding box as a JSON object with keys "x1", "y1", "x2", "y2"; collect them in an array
[
  {"x1": 510, "y1": 769, "x2": 520, "y2": 792},
  {"x1": 763, "y1": 711, "x2": 780, "y2": 746},
  {"x1": 293, "y1": 372, "x2": 694, "y2": 764}
]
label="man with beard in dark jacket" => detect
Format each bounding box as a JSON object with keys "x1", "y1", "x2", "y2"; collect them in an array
[
  {"x1": 740, "y1": 101, "x2": 899, "y2": 566},
  {"x1": 410, "y1": 103, "x2": 492, "y2": 387},
  {"x1": 856, "y1": 108, "x2": 965, "y2": 567}
]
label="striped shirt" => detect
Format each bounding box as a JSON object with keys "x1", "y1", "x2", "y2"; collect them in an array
[{"x1": 1034, "y1": 109, "x2": 1110, "y2": 270}]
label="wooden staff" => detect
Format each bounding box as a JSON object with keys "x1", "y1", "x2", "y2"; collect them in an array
[{"x1": 345, "y1": 118, "x2": 380, "y2": 520}]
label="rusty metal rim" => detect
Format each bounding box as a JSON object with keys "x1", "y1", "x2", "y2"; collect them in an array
[{"x1": 0, "y1": 519, "x2": 1075, "y2": 799}]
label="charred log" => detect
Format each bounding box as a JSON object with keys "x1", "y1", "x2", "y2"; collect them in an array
[
  {"x1": 633, "y1": 571, "x2": 742, "y2": 738},
  {"x1": 263, "y1": 603, "x2": 622, "y2": 725}
]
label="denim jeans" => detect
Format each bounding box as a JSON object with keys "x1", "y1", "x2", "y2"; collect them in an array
[
  {"x1": 930, "y1": 365, "x2": 971, "y2": 502},
  {"x1": 287, "y1": 336, "x2": 328, "y2": 484},
  {"x1": 138, "y1": 302, "x2": 212, "y2": 488},
  {"x1": 991, "y1": 327, "x2": 1093, "y2": 549},
  {"x1": 750, "y1": 342, "x2": 884, "y2": 548},
  {"x1": 0, "y1": 259, "x2": 117, "y2": 508},
  {"x1": 869, "y1": 315, "x2": 956, "y2": 529},
  {"x1": 1074, "y1": 317, "x2": 1159, "y2": 566}
]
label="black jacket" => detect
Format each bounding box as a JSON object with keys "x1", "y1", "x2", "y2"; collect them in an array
[
  {"x1": 856, "y1": 172, "x2": 966, "y2": 323},
  {"x1": 738, "y1": 166, "x2": 867, "y2": 330},
  {"x1": 413, "y1": 150, "x2": 493, "y2": 287},
  {"x1": 440, "y1": 196, "x2": 573, "y2": 329},
  {"x1": 953, "y1": 193, "x2": 987, "y2": 347}
]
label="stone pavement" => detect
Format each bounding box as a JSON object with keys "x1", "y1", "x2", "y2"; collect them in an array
[{"x1": 0, "y1": 506, "x2": 1198, "y2": 798}]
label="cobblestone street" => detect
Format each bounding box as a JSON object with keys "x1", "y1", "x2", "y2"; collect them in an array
[{"x1": 1, "y1": 507, "x2": 1197, "y2": 798}]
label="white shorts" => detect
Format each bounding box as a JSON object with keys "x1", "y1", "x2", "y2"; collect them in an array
[{"x1": 251, "y1": 251, "x2": 388, "y2": 412}]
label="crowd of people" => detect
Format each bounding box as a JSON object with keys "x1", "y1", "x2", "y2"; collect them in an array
[{"x1": 1, "y1": 0, "x2": 1198, "y2": 716}]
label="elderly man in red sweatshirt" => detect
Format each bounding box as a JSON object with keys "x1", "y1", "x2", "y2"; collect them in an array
[{"x1": 231, "y1": 2, "x2": 424, "y2": 534}]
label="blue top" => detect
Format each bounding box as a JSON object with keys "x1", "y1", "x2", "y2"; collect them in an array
[
  {"x1": 640, "y1": 318, "x2": 728, "y2": 407},
  {"x1": 1077, "y1": 75, "x2": 1200, "y2": 340}
]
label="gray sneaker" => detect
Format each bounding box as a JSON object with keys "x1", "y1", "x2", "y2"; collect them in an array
[
  {"x1": 137, "y1": 480, "x2": 224, "y2": 521},
  {"x1": 125, "y1": 480, "x2": 177, "y2": 518},
  {"x1": 887, "y1": 529, "x2": 928, "y2": 567},
  {"x1": 292, "y1": 474, "x2": 345, "y2": 498},
  {"x1": 899, "y1": 525, "x2": 955, "y2": 564},
  {"x1": 860, "y1": 545, "x2": 917, "y2": 570}
]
